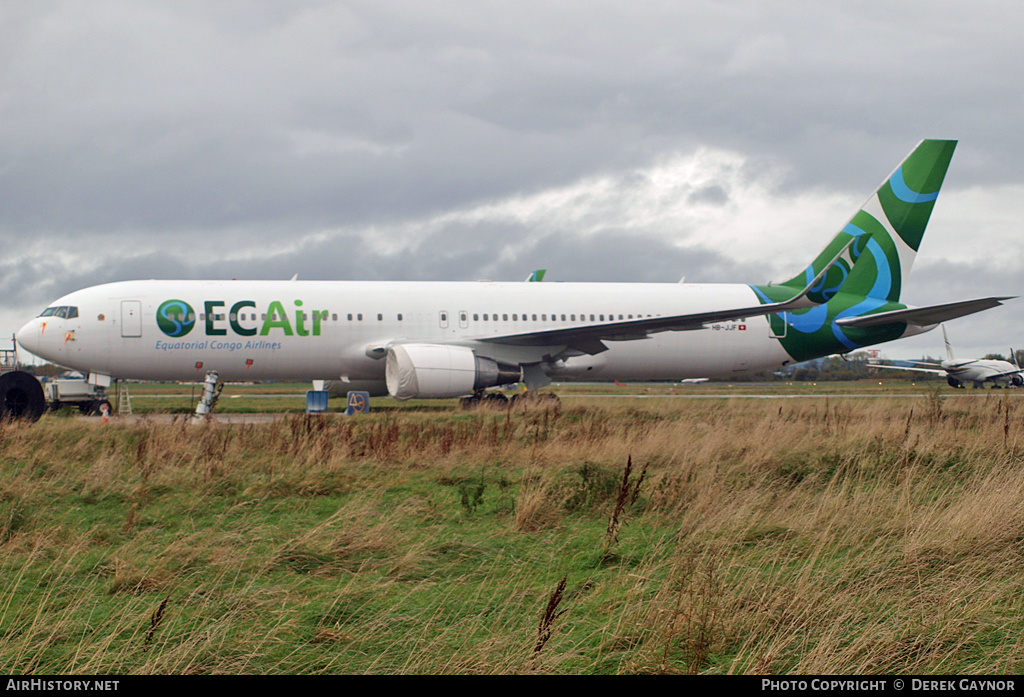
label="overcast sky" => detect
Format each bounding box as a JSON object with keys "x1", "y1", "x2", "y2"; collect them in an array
[{"x1": 2, "y1": 1, "x2": 1022, "y2": 361}]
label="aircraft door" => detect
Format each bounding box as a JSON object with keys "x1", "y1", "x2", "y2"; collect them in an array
[
  {"x1": 458, "y1": 311, "x2": 468, "y2": 329},
  {"x1": 439, "y1": 311, "x2": 449, "y2": 329},
  {"x1": 769, "y1": 312, "x2": 788, "y2": 338},
  {"x1": 121, "y1": 300, "x2": 143, "y2": 338}
]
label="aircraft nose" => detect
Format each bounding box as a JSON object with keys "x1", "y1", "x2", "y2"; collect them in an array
[{"x1": 15, "y1": 318, "x2": 40, "y2": 355}]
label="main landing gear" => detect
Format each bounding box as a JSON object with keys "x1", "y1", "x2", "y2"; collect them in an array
[{"x1": 459, "y1": 390, "x2": 561, "y2": 409}]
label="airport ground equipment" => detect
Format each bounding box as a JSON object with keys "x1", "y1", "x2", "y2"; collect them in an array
[
  {"x1": 0, "y1": 340, "x2": 46, "y2": 422},
  {"x1": 344, "y1": 391, "x2": 371, "y2": 415},
  {"x1": 42, "y1": 374, "x2": 112, "y2": 415},
  {"x1": 306, "y1": 389, "x2": 329, "y2": 413}
]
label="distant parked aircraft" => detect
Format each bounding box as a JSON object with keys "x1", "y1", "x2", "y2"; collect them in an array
[{"x1": 870, "y1": 325, "x2": 1023, "y2": 388}]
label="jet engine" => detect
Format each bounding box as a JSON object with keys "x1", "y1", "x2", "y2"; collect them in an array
[
  {"x1": 385, "y1": 344, "x2": 521, "y2": 400},
  {"x1": 947, "y1": 376, "x2": 964, "y2": 389},
  {"x1": 1012, "y1": 375, "x2": 1023, "y2": 387}
]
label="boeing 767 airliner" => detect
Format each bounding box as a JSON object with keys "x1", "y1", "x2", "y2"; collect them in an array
[{"x1": 3, "y1": 139, "x2": 1012, "y2": 420}]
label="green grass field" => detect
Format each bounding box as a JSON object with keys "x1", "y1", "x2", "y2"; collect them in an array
[
  {"x1": 107, "y1": 377, "x2": 963, "y2": 416},
  {"x1": 3, "y1": 388, "x2": 1024, "y2": 674}
]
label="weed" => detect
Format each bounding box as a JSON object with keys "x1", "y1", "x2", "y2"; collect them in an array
[{"x1": 534, "y1": 574, "x2": 568, "y2": 657}]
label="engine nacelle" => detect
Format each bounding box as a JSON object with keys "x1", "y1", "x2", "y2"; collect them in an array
[
  {"x1": 385, "y1": 344, "x2": 522, "y2": 400},
  {"x1": 1012, "y1": 374, "x2": 1023, "y2": 387},
  {"x1": 947, "y1": 376, "x2": 964, "y2": 389}
]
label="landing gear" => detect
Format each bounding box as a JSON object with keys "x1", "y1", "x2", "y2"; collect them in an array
[
  {"x1": 511, "y1": 392, "x2": 561, "y2": 408},
  {"x1": 194, "y1": 371, "x2": 223, "y2": 418},
  {"x1": 0, "y1": 371, "x2": 46, "y2": 422},
  {"x1": 460, "y1": 391, "x2": 510, "y2": 409}
]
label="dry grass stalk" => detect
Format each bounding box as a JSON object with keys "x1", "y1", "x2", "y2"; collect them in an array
[
  {"x1": 144, "y1": 594, "x2": 171, "y2": 647},
  {"x1": 534, "y1": 574, "x2": 568, "y2": 656},
  {"x1": 602, "y1": 455, "x2": 647, "y2": 557}
]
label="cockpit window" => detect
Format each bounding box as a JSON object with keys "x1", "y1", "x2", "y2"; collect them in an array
[{"x1": 37, "y1": 306, "x2": 78, "y2": 319}]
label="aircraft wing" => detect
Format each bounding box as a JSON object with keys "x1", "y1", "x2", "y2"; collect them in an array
[
  {"x1": 835, "y1": 296, "x2": 1014, "y2": 329},
  {"x1": 476, "y1": 283, "x2": 827, "y2": 355},
  {"x1": 476, "y1": 238, "x2": 857, "y2": 356},
  {"x1": 869, "y1": 363, "x2": 947, "y2": 376}
]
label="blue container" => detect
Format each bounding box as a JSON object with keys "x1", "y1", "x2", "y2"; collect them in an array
[{"x1": 305, "y1": 390, "x2": 329, "y2": 414}]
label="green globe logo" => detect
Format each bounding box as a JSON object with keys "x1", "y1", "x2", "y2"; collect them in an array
[{"x1": 157, "y1": 300, "x2": 195, "y2": 337}]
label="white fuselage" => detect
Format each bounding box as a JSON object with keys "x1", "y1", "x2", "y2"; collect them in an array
[
  {"x1": 943, "y1": 358, "x2": 1022, "y2": 387},
  {"x1": 16, "y1": 280, "x2": 794, "y2": 394}
]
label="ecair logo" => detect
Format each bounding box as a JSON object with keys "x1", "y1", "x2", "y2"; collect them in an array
[
  {"x1": 157, "y1": 300, "x2": 196, "y2": 337},
  {"x1": 156, "y1": 299, "x2": 324, "y2": 338}
]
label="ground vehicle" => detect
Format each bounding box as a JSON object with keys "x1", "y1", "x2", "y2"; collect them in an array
[{"x1": 42, "y1": 373, "x2": 112, "y2": 415}]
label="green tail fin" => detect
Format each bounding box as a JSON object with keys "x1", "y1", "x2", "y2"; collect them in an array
[{"x1": 782, "y1": 139, "x2": 957, "y2": 303}]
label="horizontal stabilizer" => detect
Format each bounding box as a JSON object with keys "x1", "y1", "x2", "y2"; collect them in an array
[
  {"x1": 869, "y1": 363, "x2": 945, "y2": 375},
  {"x1": 835, "y1": 296, "x2": 1014, "y2": 329}
]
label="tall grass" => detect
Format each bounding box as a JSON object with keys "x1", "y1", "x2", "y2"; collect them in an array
[{"x1": 1, "y1": 395, "x2": 1023, "y2": 673}]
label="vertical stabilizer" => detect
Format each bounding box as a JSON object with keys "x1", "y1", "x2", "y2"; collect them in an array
[
  {"x1": 942, "y1": 325, "x2": 954, "y2": 361},
  {"x1": 781, "y1": 139, "x2": 957, "y2": 303}
]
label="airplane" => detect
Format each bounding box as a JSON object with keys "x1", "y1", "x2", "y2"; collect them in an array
[
  {"x1": 4, "y1": 139, "x2": 1015, "y2": 421},
  {"x1": 869, "y1": 325, "x2": 1023, "y2": 389}
]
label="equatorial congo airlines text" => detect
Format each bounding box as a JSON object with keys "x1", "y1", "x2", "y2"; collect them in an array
[
  {"x1": 155, "y1": 340, "x2": 282, "y2": 352},
  {"x1": 762, "y1": 678, "x2": 1015, "y2": 691}
]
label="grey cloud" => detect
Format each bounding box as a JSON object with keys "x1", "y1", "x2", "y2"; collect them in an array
[{"x1": 2, "y1": 1, "x2": 1022, "y2": 355}]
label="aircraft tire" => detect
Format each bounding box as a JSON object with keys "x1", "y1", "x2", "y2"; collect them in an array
[
  {"x1": 0, "y1": 371, "x2": 46, "y2": 422},
  {"x1": 510, "y1": 392, "x2": 561, "y2": 408}
]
